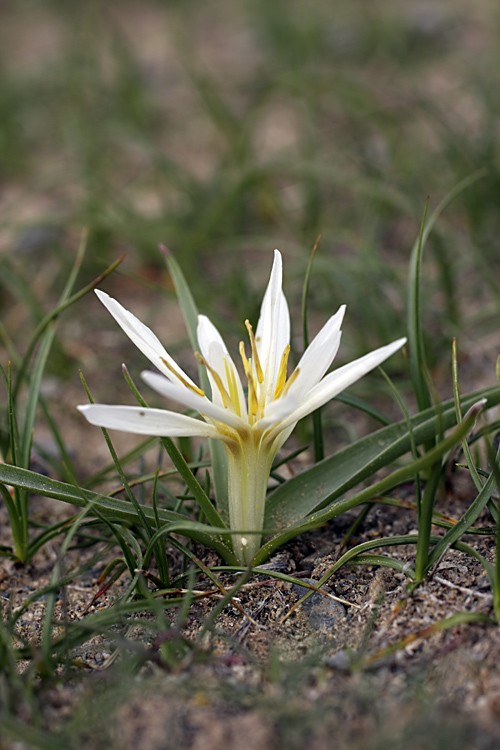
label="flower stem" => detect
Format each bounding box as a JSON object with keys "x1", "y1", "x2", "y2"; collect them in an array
[{"x1": 225, "y1": 435, "x2": 274, "y2": 565}]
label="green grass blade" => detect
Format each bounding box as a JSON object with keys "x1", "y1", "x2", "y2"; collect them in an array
[
  {"x1": 162, "y1": 245, "x2": 229, "y2": 520},
  {"x1": 18, "y1": 233, "x2": 92, "y2": 472},
  {"x1": 419, "y1": 444, "x2": 500, "y2": 574},
  {"x1": 333, "y1": 392, "x2": 392, "y2": 426},
  {"x1": 151, "y1": 468, "x2": 170, "y2": 585},
  {"x1": 13, "y1": 245, "x2": 125, "y2": 401},
  {"x1": 83, "y1": 436, "x2": 158, "y2": 488},
  {"x1": 407, "y1": 171, "x2": 486, "y2": 416},
  {"x1": 407, "y1": 199, "x2": 432, "y2": 413},
  {"x1": 414, "y1": 461, "x2": 443, "y2": 581},
  {"x1": 302, "y1": 236, "x2": 324, "y2": 462},
  {"x1": 452, "y1": 338, "x2": 485, "y2": 492},
  {"x1": 3, "y1": 363, "x2": 26, "y2": 560}
]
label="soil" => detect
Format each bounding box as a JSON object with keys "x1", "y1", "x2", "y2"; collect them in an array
[{"x1": 2, "y1": 484, "x2": 500, "y2": 750}]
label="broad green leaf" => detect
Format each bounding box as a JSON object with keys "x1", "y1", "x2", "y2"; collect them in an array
[
  {"x1": 265, "y1": 386, "x2": 500, "y2": 529},
  {"x1": 257, "y1": 403, "x2": 491, "y2": 564}
]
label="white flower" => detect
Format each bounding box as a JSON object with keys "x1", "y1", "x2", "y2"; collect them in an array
[{"x1": 78, "y1": 250, "x2": 406, "y2": 564}]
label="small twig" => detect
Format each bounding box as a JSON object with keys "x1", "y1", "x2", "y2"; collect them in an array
[
  {"x1": 433, "y1": 575, "x2": 493, "y2": 601},
  {"x1": 234, "y1": 595, "x2": 271, "y2": 640}
]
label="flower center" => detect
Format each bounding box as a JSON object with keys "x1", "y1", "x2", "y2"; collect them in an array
[
  {"x1": 238, "y1": 320, "x2": 297, "y2": 425},
  {"x1": 195, "y1": 321, "x2": 299, "y2": 427}
]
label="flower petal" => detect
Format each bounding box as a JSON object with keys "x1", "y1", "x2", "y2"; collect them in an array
[
  {"x1": 258, "y1": 391, "x2": 298, "y2": 428},
  {"x1": 255, "y1": 250, "x2": 291, "y2": 400},
  {"x1": 78, "y1": 404, "x2": 219, "y2": 438},
  {"x1": 287, "y1": 305, "x2": 346, "y2": 399},
  {"x1": 275, "y1": 337, "x2": 407, "y2": 431},
  {"x1": 95, "y1": 289, "x2": 198, "y2": 388},
  {"x1": 197, "y1": 314, "x2": 246, "y2": 416},
  {"x1": 141, "y1": 370, "x2": 245, "y2": 430}
]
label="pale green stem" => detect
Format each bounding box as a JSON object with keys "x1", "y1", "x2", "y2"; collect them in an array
[{"x1": 224, "y1": 434, "x2": 275, "y2": 565}]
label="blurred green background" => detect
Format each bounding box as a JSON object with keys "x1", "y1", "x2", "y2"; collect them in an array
[{"x1": 1, "y1": 0, "x2": 499, "y2": 375}]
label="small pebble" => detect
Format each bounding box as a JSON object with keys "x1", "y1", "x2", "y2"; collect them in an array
[{"x1": 291, "y1": 578, "x2": 346, "y2": 632}]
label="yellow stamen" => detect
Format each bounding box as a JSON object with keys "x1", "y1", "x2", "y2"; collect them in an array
[
  {"x1": 160, "y1": 357, "x2": 205, "y2": 397},
  {"x1": 280, "y1": 366, "x2": 300, "y2": 398},
  {"x1": 239, "y1": 341, "x2": 258, "y2": 423},
  {"x1": 247, "y1": 374, "x2": 258, "y2": 423},
  {"x1": 245, "y1": 320, "x2": 264, "y2": 384},
  {"x1": 273, "y1": 344, "x2": 291, "y2": 399},
  {"x1": 224, "y1": 358, "x2": 241, "y2": 417},
  {"x1": 195, "y1": 353, "x2": 230, "y2": 408},
  {"x1": 239, "y1": 340, "x2": 250, "y2": 373},
  {"x1": 209, "y1": 420, "x2": 239, "y2": 443}
]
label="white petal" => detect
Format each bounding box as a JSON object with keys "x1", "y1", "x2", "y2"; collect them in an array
[
  {"x1": 141, "y1": 371, "x2": 245, "y2": 430},
  {"x1": 277, "y1": 337, "x2": 407, "y2": 431},
  {"x1": 95, "y1": 289, "x2": 197, "y2": 388},
  {"x1": 197, "y1": 314, "x2": 227, "y2": 361},
  {"x1": 197, "y1": 315, "x2": 246, "y2": 415},
  {"x1": 259, "y1": 392, "x2": 298, "y2": 427},
  {"x1": 78, "y1": 404, "x2": 219, "y2": 438},
  {"x1": 287, "y1": 305, "x2": 346, "y2": 399},
  {"x1": 255, "y1": 250, "x2": 291, "y2": 400}
]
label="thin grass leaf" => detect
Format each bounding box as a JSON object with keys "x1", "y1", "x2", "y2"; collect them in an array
[
  {"x1": 378, "y1": 364, "x2": 422, "y2": 513},
  {"x1": 302, "y1": 236, "x2": 324, "y2": 462},
  {"x1": 363, "y1": 610, "x2": 494, "y2": 667},
  {"x1": 414, "y1": 461, "x2": 443, "y2": 581},
  {"x1": 18, "y1": 234, "x2": 91, "y2": 493},
  {"x1": 452, "y1": 338, "x2": 485, "y2": 493},
  {"x1": 425, "y1": 439, "x2": 500, "y2": 573},
  {"x1": 162, "y1": 245, "x2": 230, "y2": 521},
  {"x1": 346, "y1": 555, "x2": 416, "y2": 575},
  {"x1": 83, "y1": 436, "x2": 158, "y2": 488},
  {"x1": 5, "y1": 362, "x2": 26, "y2": 560},
  {"x1": 13, "y1": 243, "x2": 125, "y2": 399},
  {"x1": 152, "y1": 467, "x2": 170, "y2": 586},
  {"x1": 333, "y1": 392, "x2": 392, "y2": 426},
  {"x1": 407, "y1": 199, "x2": 432, "y2": 413},
  {"x1": 80, "y1": 371, "x2": 156, "y2": 542}
]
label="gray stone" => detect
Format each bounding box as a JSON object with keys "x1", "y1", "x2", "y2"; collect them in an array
[{"x1": 291, "y1": 578, "x2": 346, "y2": 633}]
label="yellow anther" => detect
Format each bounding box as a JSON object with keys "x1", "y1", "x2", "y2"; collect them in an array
[
  {"x1": 160, "y1": 357, "x2": 205, "y2": 397},
  {"x1": 273, "y1": 344, "x2": 290, "y2": 399},
  {"x1": 245, "y1": 320, "x2": 264, "y2": 384},
  {"x1": 280, "y1": 366, "x2": 300, "y2": 398},
  {"x1": 247, "y1": 373, "x2": 258, "y2": 421},
  {"x1": 240, "y1": 341, "x2": 258, "y2": 423},
  {"x1": 224, "y1": 358, "x2": 241, "y2": 417},
  {"x1": 239, "y1": 340, "x2": 250, "y2": 373},
  {"x1": 195, "y1": 353, "x2": 230, "y2": 408}
]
